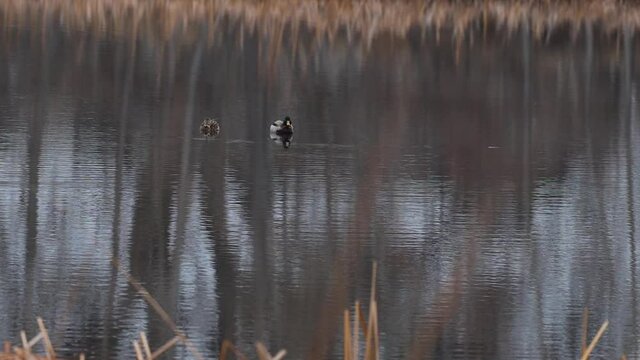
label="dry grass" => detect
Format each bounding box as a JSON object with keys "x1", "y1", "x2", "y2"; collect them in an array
[
  {"x1": 0, "y1": 271, "x2": 620, "y2": 360},
  {"x1": 579, "y1": 308, "x2": 611, "y2": 360},
  {"x1": 218, "y1": 263, "x2": 380, "y2": 360},
  {"x1": 0, "y1": 317, "x2": 73, "y2": 360},
  {"x1": 3, "y1": 0, "x2": 640, "y2": 48},
  {"x1": 342, "y1": 263, "x2": 380, "y2": 360}
]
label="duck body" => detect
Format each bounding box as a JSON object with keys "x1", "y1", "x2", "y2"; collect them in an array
[
  {"x1": 200, "y1": 118, "x2": 220, "y2": 137},
  {"x1": 270, "y1": 132, "x2": 293, "y2": 149},
  {"x1": 270, "y1": 116, "x2": 294, "y2": 136}
]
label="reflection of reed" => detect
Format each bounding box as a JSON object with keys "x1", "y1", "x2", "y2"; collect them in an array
[{"x1": 3, "y1": 0, "x2": 640, "y2": 48}]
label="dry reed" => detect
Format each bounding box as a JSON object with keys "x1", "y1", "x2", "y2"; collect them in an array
[
  {"x1": 3, "y1": 0, "x2": 640, "y2": 50},
  {"x1": 0, "y1": 317, "x2": 62, "y2": 360},
  {"x1": 217, "y1": 263, "x2": 380, "y2": 360},
  {"x1": 0, "y1": 280, "x2": 624, "y2": 360},
  {"x1": 579, "y1": 308, "x2": 610, "y2": 360},
  {"x1": 111, "y1": 259, "x2": 205, "y2": 360},
  {"x1": 581, "y1": 307, "x2": 589, "y2": 355},
  {"x1": 340, "y1": 263, "x2": 379, "y2": 360}
]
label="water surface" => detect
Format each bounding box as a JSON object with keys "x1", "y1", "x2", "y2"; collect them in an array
[{"x1": 0, "y1": 3, "x2": 639, "y2": 359}]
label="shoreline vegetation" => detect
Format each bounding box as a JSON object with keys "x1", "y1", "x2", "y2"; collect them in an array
[
  {"x1": 0, "y1": 264, "x2": 381, "y2": 360},
  {"x1": 0, "y1": 263, "x2": 613, "y2": 359},
  {"x1": 3, "y1": 0, "x2": 640, "y2": 47}
]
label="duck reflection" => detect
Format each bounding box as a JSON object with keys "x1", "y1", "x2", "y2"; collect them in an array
[{"x1": 270, "y1": 133, "x2": 293, "y2": 149}]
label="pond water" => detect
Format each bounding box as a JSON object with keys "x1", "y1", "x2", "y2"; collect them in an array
[{"x1": 0, "y1": 3, "x2": 639, "y2": 359}]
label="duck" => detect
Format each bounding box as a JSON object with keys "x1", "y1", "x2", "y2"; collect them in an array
[
  {"x1": 200, "y1": 118, "x2": 220, "y2": 137},
  {"x1": 270, "y1": 116, "x2": 293, "y2": 136}
]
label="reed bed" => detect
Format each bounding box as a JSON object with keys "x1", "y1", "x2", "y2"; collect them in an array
[
  {"x1": 218, "y1": 263, "x2": 380, "y2": 360},
  {"x1": 0, "y1": 317, "x2": 74, "y2": 360},
  {"x1": 4, "y1": 0, "x2": 640, "y2": 48},
  {"x1": 0, "y1": 263, "x2": 381, "y2": 359},
  {"x1": 0, "y1": 269, "x2": 617, "y2": 359}
]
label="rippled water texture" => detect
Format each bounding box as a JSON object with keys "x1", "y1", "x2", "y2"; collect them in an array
[{"x1": 1, "y1": 1, "x2": 640, "y2": 359}]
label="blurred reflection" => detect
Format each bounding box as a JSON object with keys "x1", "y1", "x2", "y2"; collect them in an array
[
  {"x1": 270, "y1": 133, "x2": 293, "y2": 149},
  {"x1": 0, "y1": 1, "x2": 639, "y2": 360}
]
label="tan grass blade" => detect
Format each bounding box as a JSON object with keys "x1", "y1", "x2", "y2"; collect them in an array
[
  {"x1": 255, "y1": 342, "x2": 271, "y2": 360},
  {"x1": 364, "y1": 266, "x2": 379, "y2": 360},
  {"x1": 37, "y1": 317, "x2": 56, "y2": 359},
  {"x1": 133, "y1": 340, "x2": 144, "y2": 360},
  {"x1": 580, "y1": 321, "x2": 609, "y2": 360},
  {"x1": 151, "y1": 336, "x2": 181, "y2": 359},
  {"x1": 27, "y1": 333, "x2": 43, "y2": 348},
  {"x1": 364, "y1": 307, "x2": 374, "y2": 358},
  {"x1": 580, "y1": 308, "x2": 588, "y2": 356},
  {"x1": 343, "y1": 310, "x2": 352, "y2": 360},
  {"x1": 272, "y1": 349, "x2": 287, "y2": 360},
  {"x1": 353, "y1": 301, "x2": 360, "y2": 360},
  {"x1": 372, "y1": 300, "x2": 379, "y2": 360},
  {"x1": 140, "y1": 332, "x2": 152, "y2": 359},
  {"x1": 20, "y1": 331, "x2": 30, "y2": 357}
]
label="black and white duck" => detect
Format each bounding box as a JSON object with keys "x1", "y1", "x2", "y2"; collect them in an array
[{"x1": 270, "y1": 116, "x2": 293, "y2": 136}]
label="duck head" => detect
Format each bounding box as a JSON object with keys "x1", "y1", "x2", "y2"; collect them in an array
[{"x1": 283, "y1": 116, "x2": 293, "y2": 130}]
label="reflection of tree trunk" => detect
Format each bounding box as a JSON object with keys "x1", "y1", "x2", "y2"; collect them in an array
[
  {"x1": 103, "y1": 20, "x2": 137, "y2": 358},
  {"x1": 23, "y1": 16, "x2": 50, "y2": 331},
  {"x1": 127, "y1": 29, "x2": 180, "y2": 357},
  {"x1": 521, "y1": 22, "x2": 545, "y2": 357},
  {"x1": 165, "y1": 29, "x2": 205, "y2": 351},
  {"x1": 307, "y1": 92, "x2": 409, "y2": 360},
  {"x1": 584, "y1": 23, "x2": 593, "y2": 165},
  {"x1": 199, "y1": 135, "x2": 230, "y2": 349},
  {"x1": 174, "y1": 32, "x2": 204, "y2": 251},
  {"x1": 622, "y1": 26, "x2": 636, "y2": 354},
  {"x1": 91, "y1": 32, "x2": 99, "y2": 99},
  {"x1": 251, "y1": 73, "x2": 273, "y2": 341},
  {"x1": 584, "y1": 23, "x2": 593, "y2": 112},
  {"x1": 521, "y1": 22, "x2": 532, "y2": 219}
]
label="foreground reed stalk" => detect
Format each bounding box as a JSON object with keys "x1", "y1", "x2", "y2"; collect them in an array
[
  {"x1": 341, "y1": 263, "x2": 380, "y2": 360},
  {"x1": 0, "y1": 317, "x2": 75, "y2": 360},
  {"x1": 579, "y1": 308, "x2": 610, "y2": 360}
]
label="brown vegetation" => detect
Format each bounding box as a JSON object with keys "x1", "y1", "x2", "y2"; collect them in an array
[
  {"x1": 0, "y1": 277, "x2": 613, "y2": 360},
  {"x1": 0, "y1": 263, "x2": 380, "y2": 360},
  {"x1": 3, "y1": 0, "x2": 640, "y2": 49},
  {"x1": 1, "y1": 318, "x2": 66, "y2": 360}
]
